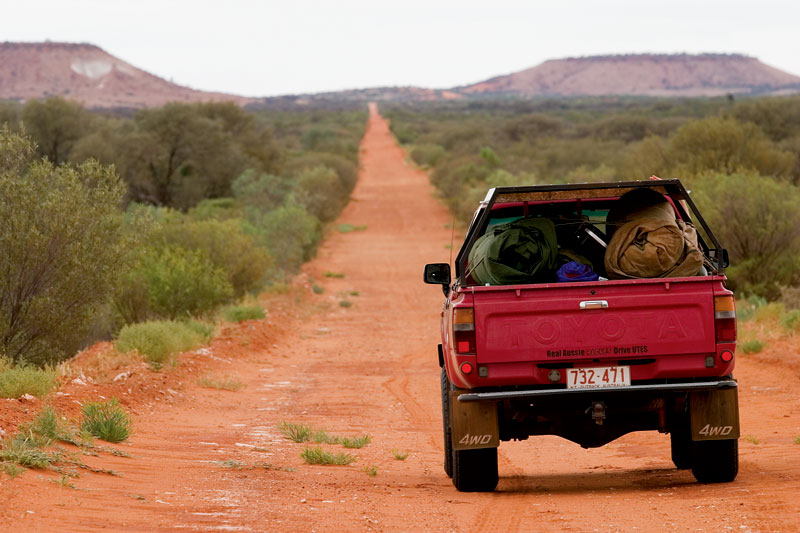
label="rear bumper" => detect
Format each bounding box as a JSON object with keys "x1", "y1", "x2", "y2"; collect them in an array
[{"x1": 457, "y1": 379, "x2": 737, "y2": 402}]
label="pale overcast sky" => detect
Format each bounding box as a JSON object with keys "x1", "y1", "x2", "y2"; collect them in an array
[{"x1": 3, "y1": 0, "x2": 799, "y2": 97}]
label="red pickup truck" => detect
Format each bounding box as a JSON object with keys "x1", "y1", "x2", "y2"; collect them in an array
[{"x1": 425, "y1": 180, "x2": 739, "y2": 492}]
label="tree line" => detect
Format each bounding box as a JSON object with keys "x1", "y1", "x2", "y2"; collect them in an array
[
  {"x1": 384, "y1": 95, "x2": 800, "y2": 300},
  {"x1": 0, "y1": 98, "x2": 366, "y2": 366}
]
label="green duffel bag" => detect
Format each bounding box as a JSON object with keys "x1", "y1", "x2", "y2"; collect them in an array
[{"x1": 467, "y1": 217, "x2": 558, "y2": 286}]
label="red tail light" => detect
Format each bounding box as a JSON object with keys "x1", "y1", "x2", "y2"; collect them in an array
[
  {"x1": 714, "y1": 295, "x2": 737, "y2": 343},
  {"x1": 453, "y1": 307, "x2": 476, "y2": 354}
]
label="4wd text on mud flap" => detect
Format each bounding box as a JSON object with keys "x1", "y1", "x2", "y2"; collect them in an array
[
  {"x1": 698, "y1": 424, "x2": 734, "y2": 436},
  {"x1": 459, "y1": 434, "x2": 492, "y2": 445}
]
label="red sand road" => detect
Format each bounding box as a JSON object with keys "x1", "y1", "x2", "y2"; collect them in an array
[{"x1": 2, "y1": 105, "x2": 800, "y2": 532}]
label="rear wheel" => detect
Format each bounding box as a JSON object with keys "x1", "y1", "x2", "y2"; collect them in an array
[
  {"x1": 670, "y1": 418, "x2": 692, "y2": 469},
  {"x1": 441, "y1": 368, "x2": 453, "y2": 478},
  {"x1": 691, "y1": 439, "x2": 738, "y2": 483},
  {"x1": 452, "y1": 446, "x2": 499, "y2": 492}
]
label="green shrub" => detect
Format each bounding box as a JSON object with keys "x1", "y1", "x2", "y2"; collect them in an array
[
  {"x1": 116, "y1": 320, "x2": 212, "y2": 367},
  {"x1": 690, "y1": 173, "x2": 800, "y2": 300},
  {"x1": 741, "y1": 339, "x2": 766, "y2": 354},
  {"x1": 410, "y1": 144, "x2": 446, "y2": 167},
  {"x1": 232, "y1": 170, "x2": 295, "y2": 212},
  {"x1": 246, "y1": 203, "x2": 321, "y2": 276},
  {"x1": 80, "y1": 398, "x2": 131, "y2": 443},
  {"x1": 221, "y1": 305, "x2": 265, "y2": 322},
  {"x1": 780, "y1": 309, "x2": 800, "y2": 333},
  {"x1": 129, "y1": 247, "x2": 233, "y2": 320},
  {"x1": 312, "y1": 285, "x2": 325, "y2": 294},
  {"x1": 153, "y1": 217, "x2": 272, "y2": 298},
  {"x1": 0, "y1": 359, "x2": 58, "y2": 398},
  {"x1": 295, "y1": 166, "x2": 347, "y2": 222},
  {"x1": 668, "y1": 117, "x2": 795, "y2": 178},
  {"x1": 0, "y1": 129, "x2": 130, "y2": 365}
]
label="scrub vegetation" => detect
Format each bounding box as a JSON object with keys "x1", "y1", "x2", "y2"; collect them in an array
[
  {"x1": 0, "y1": 100, "x2": 366, "y2": 375},
  {"x1": 385, "y1": 95, "x2": 800, "y2": 301}
]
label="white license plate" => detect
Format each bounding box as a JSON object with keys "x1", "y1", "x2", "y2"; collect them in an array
[{"x1": 566, "y1": 366, "x2": 630, "y2": 389}]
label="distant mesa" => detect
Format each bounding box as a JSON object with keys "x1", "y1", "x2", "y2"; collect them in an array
[
  {"x1": 456, "y1": 53, "x2": 800, "y2": 97},
  {"x1": 0, "y1": 41, "x2": 252, "y2": 109},
  {"x1": 2, "y1": 43, "x2": 800, "y2": 109}
]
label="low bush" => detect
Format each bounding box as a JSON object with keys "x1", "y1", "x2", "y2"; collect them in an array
[
  {"x1": 115, "y1": 320, "x2": 213, "y2": 367},
  {"x1": 0, "y1": 359, "x2": 58, "y2": 399},
  {"x1": 80, "y1": 398, "x2": 131, "y2": 443},
  {"x1": 119, "y1": 247, "x2": 233, "y2": 321},
  {"x1": 153, "y1": 216, "x2": 271, "y2": 299},
  {"x1": 741, "y1": 339, "x2": 766, "y2": 354},
  {"x1": 780, "y1": 309, "x2": 800, "y2": 333},
  {"x1": 221, "y1": 305, "x2": 265, "y2": 322}
]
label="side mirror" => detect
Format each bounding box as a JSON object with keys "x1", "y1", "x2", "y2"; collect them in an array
[
  {"x1": 710, "y1": 249, "x2": 730, "y2": 269},
  {"x1": 424, "y1": 263, "x2": 451, "y2": 295}
]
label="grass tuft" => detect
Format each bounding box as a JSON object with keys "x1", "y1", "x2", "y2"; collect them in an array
[
  {"x1": 312, "y1": 284, "x2": 325, "y2": 295},
  {"x1": 80, "y1": 398, "x2": 131, "y2": 443},
  {"x1": 278, "y1": 421, "x2": 313, "y2": 443},
  {"x1": 300, "y1": 446, "x2": 355, "y2": 465},
  {"x1": 116, "y1": 320, "x2": 213, "y2": 368},
  {"x1": 0, "y1": 461, "x2": 25, "y2": 477},
  {"x1": 349, "y1": 290, "x2": 360, "y2": 297},
  {"x1": 744, "y1": 434, "x2": 761, "y2": 445},
  {"x1": 337, "y1": 224, "x2": 367, "y2": 233},
  {"x1": 198, "y1": 373, "x2": 244, "y2": 391},
  {"x1": 215, "y1": 460, "x2": 244, "y2": 470},
  {"x1": 51, "y1": 475, "x2": 76, "y2": 489},
  {"x1": 341, "y1": 434, "x2": 371, "y2": 449},
  {"x1": 0, "y1": 359, "x2": 58, "y2": 399},
  {"x1": 391, "y1": 449, "x2": 409, "y2": 461},
  {"x1": 741, "y1": 339, "x2": 766, "y2": 354},
  {"x1": 313, "y1": 430, "x2": 341, "y2": 445},
  {"x1": 338, "y1": 300, "x2": 352, "y2": 308},
  {"x1": 324, "y1": 271, "x2": 345, "y2": 278},
  {"x1": 0, "y1": 437, "x2": 53, "y2": 468},
  {"x1": 221, "y1": 305, "x2": 265, "y2": 322},
  {"x1": 363, "y1": 465, "x2": 378, "y2": 476},
  {"x1": 794, "y1": 435, "x2": 800, "y2": 445}
]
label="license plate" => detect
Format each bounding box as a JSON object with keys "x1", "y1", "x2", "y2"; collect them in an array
[{"x1": 566, "y1": 366, "x2": 630, "y2": 389}]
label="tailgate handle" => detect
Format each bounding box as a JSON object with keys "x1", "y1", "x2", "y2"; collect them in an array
[{"x1": 580, "y1": 300, "x2": 608, "y2": 310}]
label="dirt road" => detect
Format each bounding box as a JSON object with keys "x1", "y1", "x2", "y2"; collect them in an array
[{"x1": 2, "y1": 105, "x2": 800, "y2": 532}]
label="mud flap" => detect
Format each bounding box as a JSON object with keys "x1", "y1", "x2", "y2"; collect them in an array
[
  {"x1": 689, "y1": 388, "x2": 740, "y2": 441},
  {"x1": 450, "y1": 391, "x2": 499, "y2": 450}
]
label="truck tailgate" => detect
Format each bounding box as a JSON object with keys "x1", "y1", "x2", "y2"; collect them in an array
[{"x1": 473, "y1": 278, "x2": 716, "y2": 364}]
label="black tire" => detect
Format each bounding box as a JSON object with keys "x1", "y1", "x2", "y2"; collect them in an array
[
  {"x1": 670, "y1": 421, "x2": 693, "y2": 470},
  {"x1": 452, "y1": 446, "x2": 499, "y2": 492},
  {"x1": 441, "y1": 368, "x2": 453, "y2": 478},
  {"x1": 691, "y1": 439, "x2": 739, "y2": 483}
]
